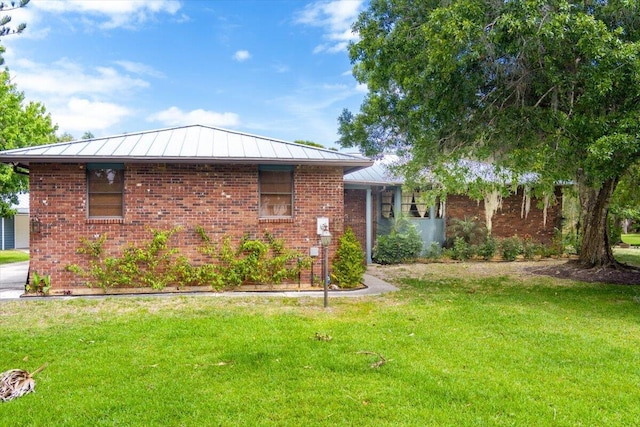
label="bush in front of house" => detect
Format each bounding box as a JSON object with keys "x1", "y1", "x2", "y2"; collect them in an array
[
  {"x1": 66, "y1": 228, "x2": 310, "y2": 291},
  {"x1": 499, "y1": 236, "x2": 523, "y2": 261},
  {"x1": 446, "y1": 236, "x2": 476, "y2": 261},
  {"x1": 372, "y1": 217, "x2": 423, "y2": 264},
  {"x1": 331, "y1": 227, "x2": 366, "y2": 288},
  {"x1": 476, "y1": 235, "x2": 498, "y2": 260}
]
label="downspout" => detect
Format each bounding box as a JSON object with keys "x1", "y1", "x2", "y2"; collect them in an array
[{"x1": 366, "y1": 188, "x2": 372, "y2": 264}]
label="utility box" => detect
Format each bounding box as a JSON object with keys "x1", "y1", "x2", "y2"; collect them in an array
[
  {"x1": 316, "y1": 217, "x2": 329, "y2": 235},
  {"x1": 309, "y1": 246, "x2": 319, "y2": 257}
]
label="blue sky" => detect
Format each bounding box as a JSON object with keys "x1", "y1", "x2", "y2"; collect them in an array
[{"x1": 1, "y1": 0, "x2": 368, "y2": 148}]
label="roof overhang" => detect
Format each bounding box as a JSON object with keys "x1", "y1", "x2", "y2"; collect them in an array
[{"x1": 0, "y1": 156, "x2": 373, "y2": 174}]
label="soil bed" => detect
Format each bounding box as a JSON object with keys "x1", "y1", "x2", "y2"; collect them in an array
[{"x1": 367, "y1": 257, "x2": 640, "y2": 285}]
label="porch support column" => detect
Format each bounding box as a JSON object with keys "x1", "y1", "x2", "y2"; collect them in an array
[{"x1": 366, "y1": 188, "x2": 372, "y2": 264}]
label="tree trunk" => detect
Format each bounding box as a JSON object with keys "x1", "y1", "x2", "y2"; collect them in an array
[
  {"x1": 578, "y1": 177, "x2": 618, "y2": 267},
  {"x1": 622, "y1": 218, "x2": 630, "y2": 235}
]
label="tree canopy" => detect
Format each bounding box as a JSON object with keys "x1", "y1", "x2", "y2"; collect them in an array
[
  {"x1": 0, "y1": 70, "x2": 57, "y2": 216},
  {"x1": 339, "y1": 0, "x2": 640, "y2": 267},
  {"x1": 0, "y1": 0, "x2": 30, "y2": 66}
]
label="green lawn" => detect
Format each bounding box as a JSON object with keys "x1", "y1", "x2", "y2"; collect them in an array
[
  {"x1": 0, "y1": 250, "x2": 29, "y2": 265},
  {"x1": 1, "y1": 267, "x2": 639, "y2": 426},
  {"x1": 621, "y1": 233, "x2": 640, "y2": 245},
  {"x1": 614, "y1": 247, "x2": 640, "y2": 267}
]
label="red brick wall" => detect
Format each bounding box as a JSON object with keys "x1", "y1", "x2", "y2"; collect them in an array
[
  {"x1": 343, "y1": 188, "x2": 380, "y2": 253},
  {"x1": 446, "y1": 187, "x2": 563, "y2": 244},
  {"x1": 344, "y1": 189, "x2": 367, "y2": 249},
  {"x1": 29, "y1": 163, "x2": 345, "y2": 289}
]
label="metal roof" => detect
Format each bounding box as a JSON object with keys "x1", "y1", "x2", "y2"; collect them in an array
[
  {"x1": 0, "y1": 125, "x2": 373, "y2": 173},
  {"x1": 344, "y1": 156, "x2": 404, "y2": 185},
  {"x1": 345, "y1": 156, "x2": 542, "y2": 186}
]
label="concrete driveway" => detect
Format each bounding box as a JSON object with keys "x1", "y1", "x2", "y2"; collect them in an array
[{"x1": 0, "y1": 261, "x2": 28, "y2": 299}]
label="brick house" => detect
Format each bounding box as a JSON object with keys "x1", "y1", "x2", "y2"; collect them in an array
[
  {"x1": 0, "y1": 125, "x2": 561, "y2": 293},
  {"x1": 0, "y1": 125, "x2": 372, "y2": 293},
  {"x1": 343, "y1": 158, "x2": 563, "y2": 262}
]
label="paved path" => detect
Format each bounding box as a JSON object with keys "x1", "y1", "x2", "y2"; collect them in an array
[
  {"x1": 0, "y1": 261, "x2": 28, "y2": 299},
  {"x1": 0, "y1": 261, "x2": 397, "y2": 300}
]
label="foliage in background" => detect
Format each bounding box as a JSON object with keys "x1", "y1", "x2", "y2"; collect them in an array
[
  {"x1": 0, "y1": 71, "x2": 57, "y2": 217},
  {"x1": 66, "y1": 228, "x2": 310, "y2": 291},
  {"x1": 446, "y1": 216, "x2": 488, "y2": 247},
  {"x1": 447, "y1": 237, "x2": 476, "y2": 261},
  {"x1": 610, "y1": 162, "x2": 640, "y2": 234},
  {"x1": 331, "y1": 227, "x2": 366, "y2": 288},
  {"x1": 372, "y1": 216, "x2": 423, "y2": 264},
  {"x1": 500, "y1": 236, "x2": 524, "y2": 262},
  {"x1": 424, "y1": 241, "x2": 443, "y2": 260},
  {"x1": 476, "y1": 236, "x2": 498, "y2": 261},
  {"x1": 339, "y1": 0, "x2": 640, "y2": 267}
]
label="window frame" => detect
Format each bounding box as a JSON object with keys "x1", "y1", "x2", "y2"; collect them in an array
[
  {"x1": 86, "y1": 163, "x2": 125, "y2": 219},
  {"x1": 259, "y1": 166, "x2": 294, "y2": 219}
]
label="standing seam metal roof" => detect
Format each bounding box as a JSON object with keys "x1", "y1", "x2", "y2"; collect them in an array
[{"x1": 0, "y1": 124, "x2": 372, "y2": 172}]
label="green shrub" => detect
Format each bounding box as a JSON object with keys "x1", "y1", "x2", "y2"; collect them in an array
[
  {"x1": 66, "y1": 228, "x2": 310, "y2": 291},
  {"x1": 26, "y1": 271, "x2": 51, "y2": 295},
  {"x1": 477, "y1": 236, "x2": 498, "y2": 260},
  {"x1": 522, "y1": 237, "x2": 539, "y2": 260},
  {"x1": 331, "y1": 227, "x2": 366, "y2": 288},
  {"x1": 373, "y1": 217, "x2": 423, "y2": 264},
  {"x1": 500, "y1": 236, "x2": 523, "y2": 261},
  {"x1": 424, "y1": 241, "x2": 443, "y2": 260},
  {"x1": 448, "y1": 216, "x2": 488, "y2": 245},
  {"x1": 609, "y1": 216, "x2": 623, "y2": 245},
  {"x1": 447, "y1": 236, "x2": 476, "y2": 261}
]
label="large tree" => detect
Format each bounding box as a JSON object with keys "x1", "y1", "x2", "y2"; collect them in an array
[
  {"x1": 0, "y1": 0, "x2": 30, "y2": 66},
  {"x1": 339, "y1": 0, "x2": 640, "y2": 268},
  {"x1": 0, "y1": 70, "x2": 57, "y2": 216},
  {"x1": 0, "y1": 0, "x2": 57, "y2": 216}
]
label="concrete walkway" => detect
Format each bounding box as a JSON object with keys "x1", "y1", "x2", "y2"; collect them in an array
[
  {"x1": 0, "y1": 261, "x2": 28, "y2": 299},
  {"x1": 0, "y1": 261, "x2": 397, "y2": 301}
]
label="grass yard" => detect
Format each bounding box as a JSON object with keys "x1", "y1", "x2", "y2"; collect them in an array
[
  {"x1": 1, "y1": 260, "x2": 639, "y2": 426},
  {"x1": 614, "y1": 247, "x2": 640, "y2": 267},
  {"x1": 0, "y1": 250, "x2": 29, "y2": 265},
  {"x1": 621, "y1": 233, "x2": 640, "y2": 245}
]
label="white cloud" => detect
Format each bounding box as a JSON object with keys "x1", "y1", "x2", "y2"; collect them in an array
[
  {"x1": 32, "y1": 0, "x2": 182, "y2": 29},
  {"x1": 147, "y1": 107, "x2": 241, "y2": 128},
  {"x1": 11, "y1": 59, "x2": 149, "y2": 97},
  {"x1": 6, "y1": 58, "x2": 156, "y2": 136},
  {"x1": 272, "y1": 62, "x2": 290, "y2": 73},
  {"x1": 295, "y1": 0, "x2": 363, "y2": 54},
  {"x1": 233, "y1": 50, "x2": 251, "y2": 62},
  {"x1": 355, "y1": 82, "x2": 368, "y2": 93},
  {"x1": 115, "y1": 61, "x2": 165, "y2": 78},
  {"x1": 56, "y1": 98, "x2": 132, "y2": 133}
]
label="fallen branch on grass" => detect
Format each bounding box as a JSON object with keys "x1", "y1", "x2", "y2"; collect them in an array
[
  {"x1": 357, "y1": 351, "x2": 387, "y2": 368},
  {"x1": 0, "y1": 364, "x2": 48, "y2": 402}
]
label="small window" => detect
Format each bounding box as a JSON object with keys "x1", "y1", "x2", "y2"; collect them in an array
[
  {"x1": 259, "y1": 168, "x2": 293, "y2": 218},
  {"x1": 381, "y1": 190, "x2": 395, "y2": 219},
  {"x1": 400, "y1": 190, "x2": 445, "y2": 219},
  {"x1": 402, "y1": 190, "x2": 429, "y2": 218},
  {"x1": 87, "y1": 164, "x2": 124, "y2": 218}
]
